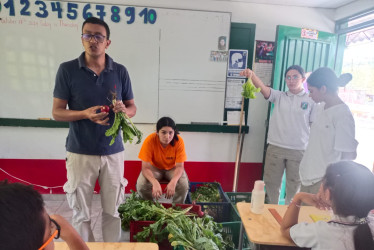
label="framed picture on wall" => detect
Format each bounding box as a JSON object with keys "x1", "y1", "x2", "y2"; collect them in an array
[
  {"x1": 255, "y1": 40, "x2": 275, "y2": 63},
  {"x1": 227, "y1": 49, "x2": 248, "y2": 77}
]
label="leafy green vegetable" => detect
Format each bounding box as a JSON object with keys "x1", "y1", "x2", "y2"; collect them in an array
[
  {"x1": 191, "y1": 183, "x2": 221, "y2": 202},
  {"x1": 117, "y1": 190, "x2": 235, "y2": 250},
  {"x1": 242, "y1": 77, "x2": 260, "y2": 99},
  {"x1": 105, "y1": 95, "x2": 143, "y2": 145},
  {"x1": 118, "y1": 190, "x2": 160, "y2": 230},
  {"x1": 136, "y1": 206, "x2": 234, "y2": 250}
]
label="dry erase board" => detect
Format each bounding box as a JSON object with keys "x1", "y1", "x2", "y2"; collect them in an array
[{"x1": 0, "y1": 0, "x2": 231, "y2": 124}]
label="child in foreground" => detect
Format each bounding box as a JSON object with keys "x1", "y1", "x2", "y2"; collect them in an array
[
  {"x1": 281, "y1": 161, "x2": 374, "y2": 250},
  {"x1": 0, "y1": 180, "x2": 89, "y2": 250}
]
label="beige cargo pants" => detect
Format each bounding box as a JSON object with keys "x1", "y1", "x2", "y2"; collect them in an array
[
  {"x1": 136, "y1": 165, "x2": 189, "y2": 204},
  {"x1": 63, "y1": 151, "x2": 127, "y2": 242}
]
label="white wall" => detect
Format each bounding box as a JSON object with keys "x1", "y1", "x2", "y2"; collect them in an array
[{"x1": 0, "y1": 0, "x2": 343, "y2": 163}]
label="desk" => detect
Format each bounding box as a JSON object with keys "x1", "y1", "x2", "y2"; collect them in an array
[
  {"x1": 236, "y1": 203, "x2": 330, "y2": 249},
  {"x1": 54, "y1": 242, "x2": 159, "y2": 250}
]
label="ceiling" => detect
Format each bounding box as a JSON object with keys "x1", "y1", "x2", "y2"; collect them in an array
[{"x1": 216, "y1": 0, "x2": 357, "y2": 9}]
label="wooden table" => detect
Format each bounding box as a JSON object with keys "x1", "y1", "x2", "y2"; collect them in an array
[
  {"x1": 236, "y1": 203, "x2": 331, "y2": 249},
  {"x1": 54, "y1": 242, "x2": 159, "y2": 250}
]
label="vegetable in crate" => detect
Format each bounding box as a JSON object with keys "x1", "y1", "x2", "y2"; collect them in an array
[
  {"x1": 105, "y1": 91, "x2": 143, "y2": 145},
  {"x1": 242, "y1": 77, "x2": 261, "y2": 99},
  {"x1": 191, "y1": 182, "x2": 221, "y2": 202},
  {"x1": 136, "y1": 207, "x2": 235, "y2": 250},
  {"x1": 118, "y1": 190, "x2": 162, "y2": 230},
  {"x1": 118, "y1": 191, "x2": 235, "y2": 249}
]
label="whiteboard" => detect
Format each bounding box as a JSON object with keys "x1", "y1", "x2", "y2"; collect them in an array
[{"x1": 0, "y1": 0, "x2": 231, "y2": 123}]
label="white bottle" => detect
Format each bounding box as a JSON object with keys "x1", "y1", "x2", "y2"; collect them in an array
[{"x1": 250, "y1": 180, "x2": 265, "y2": 214}]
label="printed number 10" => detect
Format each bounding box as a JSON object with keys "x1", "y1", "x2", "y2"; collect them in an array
[{"x1": 139, "y1": 8, "x2": 157, "y2": 24}]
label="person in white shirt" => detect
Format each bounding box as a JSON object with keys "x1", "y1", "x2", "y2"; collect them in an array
[
  {"x1": 281, "y1": 161, "x2": 374, "y2": 250},
  {"x1": 240, "y1": 66, "x2": 315, "y2": 204},
  {"x1": 299, "y1": 67, "x2": 358, "y2": 194}
]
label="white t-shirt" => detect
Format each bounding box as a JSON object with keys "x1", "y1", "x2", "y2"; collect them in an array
[
  {"x1": 267, "y1": 89, "x2": 315, "y2": 150},
  {"x1": 299, "y1": 103, "x2": 358, "y2": 185},
  {"x1": 290, "y1": 214, "x2": 374, "y2": 250}
]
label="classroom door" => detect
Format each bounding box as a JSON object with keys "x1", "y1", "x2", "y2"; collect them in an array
[
  {"x1": 269, "y1": 25, "x2": 338, "y2": 204},
  {"x1": 272, "y1": 25, "x2": 338, "y2": 91},
  {"x1": 225, "y1": 22, "x2": 256, "y2": 124}
]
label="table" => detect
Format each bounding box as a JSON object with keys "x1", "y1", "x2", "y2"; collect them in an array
[
  {"x1": 236, "y1": 203, "x2": 331, "y2": 249},
  {"x1": 54, "y1": 242, "x2": 159, "y2": 250}
]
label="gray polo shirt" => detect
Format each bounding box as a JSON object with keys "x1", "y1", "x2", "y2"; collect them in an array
[{"x1": 53, "y1": 52, "x2": 134, "y2": 155}]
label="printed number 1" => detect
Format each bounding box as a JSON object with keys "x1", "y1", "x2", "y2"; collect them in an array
[{"x1": 4, "y1": 0, "x2": 15, "y2": 16}]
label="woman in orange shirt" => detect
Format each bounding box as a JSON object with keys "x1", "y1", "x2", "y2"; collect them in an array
[{"x1": 136, "y1": 117, "x2": 189, "y2": 204}]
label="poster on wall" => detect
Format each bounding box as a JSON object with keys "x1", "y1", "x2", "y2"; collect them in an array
[
  {"x1": 255, "y1": 40, "x2": 275, "y2": 63},
  {"x1": 225, "y1": 78, "x2": 246, "y2": 109},
  {"x1": 227, "y1": 49, "x2": 248, "y2": 77}
]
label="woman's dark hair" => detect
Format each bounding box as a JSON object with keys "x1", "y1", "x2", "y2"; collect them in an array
[
  {"x1": 285, "y1": 65, "x2": 305, "y2": 78},
  {"x1": 156, "y1": 117, "x2": 180, "y2": 146},
  {"x1": 323, "y1": 161, "x2": 374, "y2": 250},
  {"x1": 0, "y1": 180, "x2": 46, "y2": 250},
  {"x1": 307, "y1": 67, "x2": 352, "y2": 93},
  {"x1": 82, "y1": 16, "x2": 110, "y2": 39}
]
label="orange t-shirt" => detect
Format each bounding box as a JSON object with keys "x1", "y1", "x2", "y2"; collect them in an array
[{"x1": 138, "y1": 132, "x2": 187, "y2": 170}]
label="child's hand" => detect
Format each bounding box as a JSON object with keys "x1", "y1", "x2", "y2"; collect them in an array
[
  {"x1": 294, "y1": 192, "x2": 331, "y2": 210},
  {"x1": 315, "y1": 186, "x2": 332, "y2": 210}
]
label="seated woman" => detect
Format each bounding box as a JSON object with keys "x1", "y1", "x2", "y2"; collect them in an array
[{"x1": 136, "y1": 117, "x2": 189, "y2": 204}]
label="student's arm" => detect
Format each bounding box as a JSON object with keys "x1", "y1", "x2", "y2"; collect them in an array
[
  {"x1": 52, "y1": 97, "x2": 109, "y2": 125},
  {"x1": 113, "y1": 99, "x2": 137, "y2": 118},
  {"x1": 165, "y1": 163, "x2": 184, "y2": 199},
  {"x1": 280, "y1": 192, "x2": 326, "y2": 240},
  {"x1": 50, "y1": 214, "x2": 89, "y2": 250},
  {"x1": 280, "y1": 193, "x2": 302, "y2": 241},
  {"x1": 141, "y1": 161, "x2": 162, "y2": 199},
  {"x1": 239, "y1": 68, "x2": 271, "y2": 99}
]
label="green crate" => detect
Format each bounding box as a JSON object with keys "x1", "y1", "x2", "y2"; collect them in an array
[
  {"x1": 225, "y1": 192, "x2": 252, "y2": 204},
  {"x1": 229, "y1": 202, "x2": 241, "y2": 222},
  {"x1": 225, "y1": 192, "x2": 270, "y2": 207},
  {"x1": 220, "y1": 221, "x2": 251, "y2": 250},
  {"x1": 173, "y1": 221, "x2": 251, "y2": 250}
]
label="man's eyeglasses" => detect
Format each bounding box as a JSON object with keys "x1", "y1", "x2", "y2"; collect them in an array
[
  {"x1": 38, "y1": 217, "x2": 61, "y2": 250},
  {"x1": 285, "y1": 75, "x2": 302, "y2": 81},
  {"x1": 81, "y1": 33, "x2": 106, "y2": 43}
]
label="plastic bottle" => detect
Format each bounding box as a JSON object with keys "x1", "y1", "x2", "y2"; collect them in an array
[{"x1": 250, "y1": 180, "x2": 265, "y2": 214}]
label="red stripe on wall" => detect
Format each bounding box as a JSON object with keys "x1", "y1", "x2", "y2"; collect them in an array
[{"x1": 0, "y1": 159, "x2": 263, "y2": 194}]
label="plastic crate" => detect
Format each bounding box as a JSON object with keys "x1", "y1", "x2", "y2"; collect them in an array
[
  {"x1": 187, "y1": 182, "x2": 230, "y2": 203},
  {"x1": 225, "y1": 192, "x2": 252, "y2": 204},
  {"x1": 173, "y1": 222, "x2": 251, "y2": 250},
  {"x1": 186, "y1": 196, "x2": 240, "y2": 223},
  {"x1": 225, "y1": 192, "x2": 270, "y2": 208},
  {"x1": 220, "y1": 222, "x2": 251, "y2": 250}
]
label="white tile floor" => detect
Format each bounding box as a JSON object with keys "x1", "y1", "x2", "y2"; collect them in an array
[{"x1": 43, "y1": 193, "x2": 171, "y2": 242}]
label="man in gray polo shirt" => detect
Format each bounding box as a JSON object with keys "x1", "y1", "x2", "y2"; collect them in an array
[{"x1": 52, "y1": 17, "x2": 136, "y2": 242}]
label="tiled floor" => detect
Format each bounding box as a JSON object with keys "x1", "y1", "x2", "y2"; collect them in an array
[{"x1": 43, "y1": 193, "x2": 171, "y2": 242}]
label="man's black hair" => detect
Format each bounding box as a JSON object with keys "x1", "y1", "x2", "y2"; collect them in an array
[{"x1": 82, "y1": 17, "x2": 110, "y2": 39}]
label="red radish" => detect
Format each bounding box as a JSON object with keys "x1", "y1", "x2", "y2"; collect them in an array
[{"x1": 101, "y1": 105, "x2": 110, "y2": 113}]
